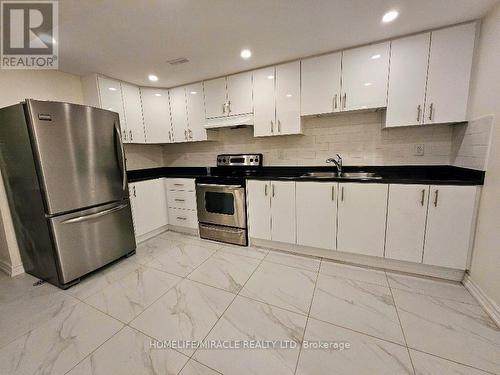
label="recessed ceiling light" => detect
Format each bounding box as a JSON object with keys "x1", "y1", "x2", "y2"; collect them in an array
[
  {"x1": 154, "y1": 93, "x2": 162, "y2": 97},
  {"x1": 364, "y1": 82, "x2": 373, "y2": 86},
  {"x1": 240, "y1": 49, "x2": 252, "y2": 59},
  {"x1": 371, "y1": 54, "x2": 381, "y2": 60},
  {"x1": 382, "y1": 10, "x2": 399, "y2": 23},
  {"x1": 108, "y1": 87, "x2": 117, "y2": 91},
  {"x1": 267, "y1": 75, "x2": 274, "y2": 80},
  {"x1": 148, "y1": 74, "x2": 159, "y2": 82},
  {"x1": 190, "y1": 91, "x2": 198, "y2": 95},
  {"x1": 286, "y1": 93, "x2": 293, "y2": 98}
]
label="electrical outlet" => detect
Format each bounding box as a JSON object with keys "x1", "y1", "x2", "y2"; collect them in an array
[{"x1": 414, "y1": 144, "x2": 425, "y2": 156}]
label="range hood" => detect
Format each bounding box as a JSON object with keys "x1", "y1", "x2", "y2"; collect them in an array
[{"x1": 205, "y1": 113, "x2": 254, "y2": 129}]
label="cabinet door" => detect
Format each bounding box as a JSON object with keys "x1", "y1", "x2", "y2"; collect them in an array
[
  {"x1": 424, "y1": 185, "x2": 477, "y2": 269},
  {"x1": 133, "y1": 179, "x2": 168, "y2": 236},
  {"x1": 296, "y1": 182, "x2": 337, "y2": 250},
  {"x1": 275, "y1": 62, "x2": 301, "y2": 135},
  {"x1": 270, "y1": 181, "x2": 296, "y2": 244},
  {"x1": 385, "y1": 33, "x2": 430, "y2": 127},
  {"x1": 170, "y1": 86, "x2": 188, "y2": 143},
  {"x1": 204, "y1": 77, "x2": 227, "y2": 118},
  {"x1": 385, "y1": 184, "x2": 429, "y2": 262},
  {"x1": 337, "y1": 183, "x2": 388, "y2": 257},
  {"x1": 141, "y1": 88, "x2": 172, "y2": 143},
  {"x1": 121, "y1": 83, "x2": 145, "y2": 143},
  {"x1": 226, "y1": 71, "x2": 253, "y2": 115},
  {"x1": 301, "y1": 53, "x2": 342, "y2": 116},
  {"x1": 247, "y1": 180, "x2": 271, "y2": 240},
  {"x1": 341, "y1": 42, "x2": 390, "y2": 111},
  {"x1": 253, "y1": 67, "x2": 276, "y2": 137},
  {"x1": 98, "y1": 77, "x2": 126, "y2": 137},
  {"x1": 186, "y1": 83, "x2": 207, "y2": 142},
  {"x1": 424, "y1": 23, "x2": 476, "y2": 125}
]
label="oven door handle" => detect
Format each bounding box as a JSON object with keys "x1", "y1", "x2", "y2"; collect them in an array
[{"x1": 196, "y1": 183, "x2": 243, "y2": 189}]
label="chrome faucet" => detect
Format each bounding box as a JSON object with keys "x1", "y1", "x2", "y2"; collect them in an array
[{"x1": 326, "y1": 154, "x2": 343, "y2": 175}]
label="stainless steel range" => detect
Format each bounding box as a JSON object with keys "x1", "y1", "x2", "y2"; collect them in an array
[{"x1": 196, "y1": 154, "x2": 262, "y2": 246}]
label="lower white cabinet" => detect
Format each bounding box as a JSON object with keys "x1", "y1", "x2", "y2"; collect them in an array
[
  {"x1": 296, "y1": 182, "x2": 337, "y2": 250},
  {"x1": 247, "y1": 180, "x2": 296, "y2": 243},
  {"x1": 385, "y1": 184, "x2": 429, "y2": 262},
  {"x1": 337, "y1": 183, "x2": 388, "y2": 257},
  {"x1": 129, "y1": 179, "x2": 168, "y2": 237},
  {"x1": 164, "y1": 178, "x2": 198, "y2": 230},
  {"x1": 423, "y1": 185, "x2": 477, "y2": 269}
]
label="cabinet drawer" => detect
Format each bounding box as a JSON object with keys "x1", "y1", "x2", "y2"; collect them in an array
[
  {"x1": 167, "y1": 190, "x2": 197, "y2": 210},
  {"x1": 165, "y1": 178, "x2": 195, "y2": 192},
  {"x1": 168, "y1": 208, "x2": 198, "y2": 229}
]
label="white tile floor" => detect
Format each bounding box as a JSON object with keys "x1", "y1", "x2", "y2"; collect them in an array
[{"x1": 0, "y1": 231, "x2": 499, "y2": 375}]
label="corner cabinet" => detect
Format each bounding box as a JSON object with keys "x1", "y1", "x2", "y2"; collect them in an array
[
  {"x1": 129, "y1": 179, "x2": 168, "y2": 238},
  {"x1": 140, "y1": 88, "x2": 172, "y2": 143}
]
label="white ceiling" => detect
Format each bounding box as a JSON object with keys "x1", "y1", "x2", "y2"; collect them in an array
[{"x1": 58, "y1": 0, "x2": 498, "y2": 87}]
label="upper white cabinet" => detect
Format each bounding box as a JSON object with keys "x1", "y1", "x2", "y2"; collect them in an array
[
  {"x1": 140, "y1": 88, "x2": 172, "y2": 143},
  {"x1": 253, "y1": 66, "x2": 276, "y2": 137},
  {"x1": 170, "y1": 86, "x2": 189, "y2": 142},
  {"x1": 341, "y1": 42, "x2": 390, "y2": 111},
  {"x1": 424, "y1": 23, "x2": 476, "y2": 125},
  {"x1": 186, "y1": 83, "x2": 208, "y2": 142},
  {"x1": 204, "y1": 77, "x2": 227, "y2": 118},
  {"x1": 423, "y1": 185, "x2": 477, "y2": 269},
  {"x1": 337, "y1": 183, "x2": 388, "y2": 257},
  {"x1": 385, "y1": 33, "x2": 430, "y2": 127},
  {"x1": 204, "y1": 72, "x2": 253, "y2": 119},
  {"x1": 385, "y1": 184, "x2": 429, "y2": 263},
  {"x1": 296, "y1": 182, "x2": 337, "y2": 250},
  {"x1": 121, "y1": 83, "x2": 146, "y2": 143},
  {"x1": 301, "y1": 53, "x2": 342, "y2": 116},
  {"x1": 247, "y1": 180, "x2": 272, "y2": 241},
  {"x1": 98, "y1": 77, "x2": 126, "y2": 131},
  {"x1": 386, "y1": 22, "x2": 475, "y2": 127}
]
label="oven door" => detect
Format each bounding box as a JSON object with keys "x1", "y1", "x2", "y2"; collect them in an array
[{"x1": 196, "y1": 183, "x2": 246, "y2": 228}]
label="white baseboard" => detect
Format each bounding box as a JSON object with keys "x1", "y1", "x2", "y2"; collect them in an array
[
  {"x1": 0, "y1": 258, "x2": 24, "y2": 277},
  {"x1": 463, "y1": 274, "x2": 500, "y2": 328},
  {"x1": 136, "y1": 225, "x2": 169, "y2": 244},
  {"x1": 166, "y1": 224, "x2": 199, "y2": 236}
]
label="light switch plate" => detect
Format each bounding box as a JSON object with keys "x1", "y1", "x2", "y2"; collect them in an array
[{"x1": 414, "y1": 144, "x2": 425, "y2": 156}]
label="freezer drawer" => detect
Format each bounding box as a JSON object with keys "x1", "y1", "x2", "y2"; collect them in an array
[{"x1": 49, "y1": 200, "x2": 136, "y2": 284}]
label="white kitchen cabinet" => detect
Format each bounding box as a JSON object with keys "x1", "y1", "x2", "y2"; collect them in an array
[
  {"x1": 169, "y1": 86, "x2": 189, "y2": 142},
  {"x1": 337, "y1": 183, "x2": 388, "y2": 257},
  {"x1": 385, "y1": 33, "x2": 430, "y2": 127},
  {"x1": 385, "y1": 184, "x2": 429, "y2": 262},
  {"x1": 129, "y1": 179, "x2": 168, "y2": 237},
  {"x1": 301, "y1": 53, "x2": 342, "y2": 116},
  {"x1": 424, "y1": 23, "x2": 476, "y2": 125},
  {"x1": 341, "y1": 42, "x2": 390, "y2": 111},
  {"x1": 247, "y1": 180, "x2": 272, "y2": 240},
  {"x1": 97, "y1": 77, "x2": 127, "y2": 140},
  {"x1": 275, "y1": 61, "x2": 301, "y2": 135},
  {"x1": 140, "y1": 88, "x2": 172, "y2": 143},
  {"x1": 253, "y1": 67, "x2": 276, "y2": 137},
  {"x1": 296, "y1": 182, "x2": 338, "y2": 250},
  {"x1": 204, "y1": 77, "x2": 227, "y2": 118},
  {"x1": 186, "y1": 83, "x2": 207, "y2": 141},
  {"x1": 423, "y1": 185, "x2": 477, "y2": 269},
  {"x1": 226, "y1": 71, "x2": 253, "y2": 116},
  {"x1": 270, "y1": 181, "x2": 296, "y2": 243},
  {"x1": 121, "y1": 83, "x2": 145, "y2": 143}
]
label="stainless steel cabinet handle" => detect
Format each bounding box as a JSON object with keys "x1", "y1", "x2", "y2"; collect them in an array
[
  {"x1": 123, "y1": 130, "x2": 127, "y2": 141},
  {"x1": 270, "y1": 120, "x2": 274, "y2": 134},
  {"x1": 333, "y1": 94, "x2": 338, "y2": 110},
  {"x1": 176, "y1": 217, "x2": 187, "y2": 220},
  {"x1": 188, "y1": 129, "x2": 193, "y2": 139},
  {"x1": 434, "y1": 189, "x2": 439, "y2": 207},
  {"x1": 342, "y1": 93, "x2": 347, "y2": 109},
  {"x1": 264, "y1": 184, "x2": 268, "y2": 196},
  {"x1": 168, "y1": 130, "x2": 172, "y2": 142},
  {"x1": 173, "y1": 183, "x2": 184, "y2": 186},
  {"x1": 133, "y1": 186, "x2": 136, "y2": 197},
  {"x1": 278, "y1": 120, "x2": 281, "y2": 133},
  {"x1": 421, "y1": 189, "x2": 425, "y2": 206},
  {"x1": 428, "y1": 103, "x2": 434, "y2": 121},
  {"x1": 184, "y1": 129, "x2": 188, "y2": 140},
  {"x1": 174, "y1": 199, "x2": 185, "y2": 202},
  {"x1": 129, "y1": 130, "x2": 133, "y2": 141},
  {"x1": 222, "y1": 103, "x2": 226, "y2": 115},
  {"x1": 332, "y1": 185, "x2": 335, "y2": 201},
  {"x1": 62, "y1": 204, "x2": 128, "y2": 224},
  {"x1": 341, "y1": 186, "x2": 344, "y2": 201},
  {"x1": 272, "y1": 184, "x2": 275, "y2": 198},
  {"x1": 417, "y1": 105, "x2": 421, "y2": 122},
  {"x1": 227, "y1": 100, "x2": 231, "y2": 114}
]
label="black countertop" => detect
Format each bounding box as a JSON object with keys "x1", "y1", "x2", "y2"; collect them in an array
[{"x1": 127, "y1": 165, "x2": 484, "y2": 185}]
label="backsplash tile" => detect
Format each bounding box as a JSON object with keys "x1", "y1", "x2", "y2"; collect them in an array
[{"x1": 162, "y1": 112, "x2": 454, "y2": 167}]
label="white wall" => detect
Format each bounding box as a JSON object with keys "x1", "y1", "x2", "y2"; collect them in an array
[
  {"x1": 0, "y1": 70, "x2": 84, "y2": 275},
  {"x1": 163, "y1": 112, "x2": 454, "y2": 167},
  {"x1": 467, "y1": 2, "x2": 500, "y2": 307}
]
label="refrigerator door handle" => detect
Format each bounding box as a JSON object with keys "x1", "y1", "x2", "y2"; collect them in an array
[
  {"x1": 114, "y1": 122, "x2": 127, "y2": 192},
  {"x1": 61, "y1": 203, "x2": 128, "y2": 224}
]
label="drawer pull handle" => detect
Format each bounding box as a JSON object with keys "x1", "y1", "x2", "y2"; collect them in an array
[
  {"x1": 173, "y1": 183, "x2": 184, "y2": 186},
  {"x1": 174, "y1": 199, "x2": 185, "y2": 202},
  {"x1": 434, "y1": 190, "x2": 439, "y2": 207},
  {"x1": 420, "y1": 189, "x2": 425, "y2": 206},
  {"x1": 176, "y1": 217, "x2": 187, "y2": 220}
]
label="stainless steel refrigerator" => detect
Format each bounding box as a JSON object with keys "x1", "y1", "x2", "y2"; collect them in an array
[{"x1": 0, "y1": 99, "x2": 136, "y2": 288}]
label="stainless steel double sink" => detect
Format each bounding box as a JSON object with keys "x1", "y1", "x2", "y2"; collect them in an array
[{"x1": 300, "y1": 171, "x2": 382, "y2": 180}]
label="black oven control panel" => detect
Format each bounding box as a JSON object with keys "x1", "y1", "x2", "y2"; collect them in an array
[{"x1": 217, "y1": 154, "x2": 263, "y2": 167}]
